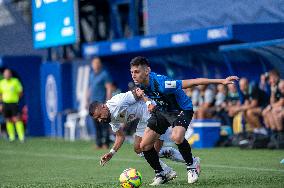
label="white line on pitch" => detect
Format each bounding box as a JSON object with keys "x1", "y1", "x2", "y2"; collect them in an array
[{"x1": 1, "y1": 150, "x2": 284, "y2": 173}]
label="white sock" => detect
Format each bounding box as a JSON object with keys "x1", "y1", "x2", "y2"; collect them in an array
[
  {"x1": 137, "y1": 152, "x2": 144, "y2": 158},
  {"x1": 159, "y1": 159, "x2": 171, "y2": 172},
  {"x1": 169, "y1": 147, "x2": 186, "y2": 163},
  {"x1": 159, "y1": 147, "x2": 185, "y2": 163}
]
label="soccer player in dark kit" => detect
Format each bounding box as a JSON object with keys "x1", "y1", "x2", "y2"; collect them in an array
[{"x1": 130, "y1": 56, "x2": 239, "y2": 185}]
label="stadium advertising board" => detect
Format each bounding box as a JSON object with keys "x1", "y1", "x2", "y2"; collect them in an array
[{"x1": 83, "y1": 26, "x2": 232, "y2": 57}]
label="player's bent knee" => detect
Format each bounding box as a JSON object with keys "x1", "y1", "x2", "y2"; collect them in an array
[
  {"x1": 140, "y1": 142, "x2": 152, "y2": 151},
  {"x1": 170, "y1": 134, "x2": 175, "y2": 142},
  {"x1": 175, "y1": 138, "x2": 184, "y2": 144},
  {"x1": 171, "y1": 134, "x2": 184, "y2": 144}
]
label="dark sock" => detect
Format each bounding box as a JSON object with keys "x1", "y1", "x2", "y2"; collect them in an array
[
  {"x1": 143, "y1": 147, "x2": 163, "y2": 174},
  {"x1": 176, "y1": 139, "x2": 193, "y2": 167}
]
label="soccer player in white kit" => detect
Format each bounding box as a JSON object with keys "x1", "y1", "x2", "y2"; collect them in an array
[{"x1": 89, "y1": 89, "x2": 194, "y2": 181}]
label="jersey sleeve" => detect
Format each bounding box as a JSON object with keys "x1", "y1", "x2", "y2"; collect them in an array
[
  {"x1": 15, "y1": 79, "x2": 23, "y2": 93},
  {"x1": 109, "y1": 122, "x2": 121, "y2": 132},
  {"x1": 157, "y1": 74, "x2": 183, "y2": 94}
]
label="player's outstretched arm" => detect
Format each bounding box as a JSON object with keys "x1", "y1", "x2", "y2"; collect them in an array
[
  {"x1": 112, "y1": 129, "x2": 125, "y2": 152},
  {"x1": 100, "y1": 129, "x2": 125, "y2": 166},
  {"x1": 182, "y1": 76, "x2": 239, "y2": 88}
]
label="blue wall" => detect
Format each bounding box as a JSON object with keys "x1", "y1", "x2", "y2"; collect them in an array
[{"x1": 0, "y1": 56, "x2": 43, "y2": 136}]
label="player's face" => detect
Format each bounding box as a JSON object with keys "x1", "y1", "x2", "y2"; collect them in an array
[
  {"x1": 92, "y1": 104, "x2": 111, "y2": 123},
  {"x1": 3, "y1": 69, "x2": 11, "y2": 79},
  {"x1": 130, "y1": 65, "x2": 149, "y2": 85},
  {"x1": 92, "y1": 58, "x2": 102, "y2": 73}
]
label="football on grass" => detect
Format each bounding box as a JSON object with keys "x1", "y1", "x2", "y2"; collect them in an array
[{"x1": 119, "y1": 168, "x2": 142, "y2": 188}]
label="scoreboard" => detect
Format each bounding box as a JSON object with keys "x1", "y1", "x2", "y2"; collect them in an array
[{"x1": 32, "y1": 0, "x2": 78, "y2": 48}]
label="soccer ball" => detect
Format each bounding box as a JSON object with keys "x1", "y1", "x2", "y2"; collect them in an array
[{"x1": 119, "y1": 168, "x2": 142, "y2": 188}]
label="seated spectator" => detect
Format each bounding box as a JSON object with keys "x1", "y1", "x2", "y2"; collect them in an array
[
  {"x1": 263, "y1": 76, "x2": 284, "y2": 149},
  {"x1": 258, "y1": 72, "x2": 270, "y2": 94},
  {"x1": 214, "y1": 84, "x2": 230, "y2": 125},
  {"x1": 215, "y1": 84, "x2": 227, "y2": 107},
  {"x1": 228, "y1": 78, "x2": 269, "y2": 135},
  {"x1": 227, "y1": 84, "x2": 240, "y2": 116},
  {"x1": 193, "y1": 85, "x2": 215, "y2": 119},
  {"x1": 272, "y1": 80, "x2": 284, "y2": 132},
  {"x1": 263, "y1": 78, "x2": 284, "y2": 133}
]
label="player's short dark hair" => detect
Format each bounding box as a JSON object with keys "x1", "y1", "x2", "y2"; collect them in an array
[
  {"x1": 88, "y1": 101, "x2": 101, "y2": 117},
  {"x1": 130, "y1": 56, "x2": 150, "y2": 67}
]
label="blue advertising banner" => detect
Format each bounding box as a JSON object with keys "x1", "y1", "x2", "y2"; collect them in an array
[
  {"x1": 83, "y1": 26, "x2": 232, "y2": 57},
  {"x1": 40, "y1": 62, "x2": 72, "y2": 136},
  {"x1": 83, "y1": 23, "x2": 284, "y2": 58},
  {"x1": 32, "y1": 0, "x2": 79, "y2": 48}
]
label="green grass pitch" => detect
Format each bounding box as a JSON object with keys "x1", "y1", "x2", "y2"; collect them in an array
[{"x1": 0, "y1": 138, "x2": 283, "y2": 188}]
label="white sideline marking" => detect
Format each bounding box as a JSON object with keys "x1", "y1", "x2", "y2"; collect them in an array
[{"x1": 1, "y1": 150, "x2": 284, "y2": 173}]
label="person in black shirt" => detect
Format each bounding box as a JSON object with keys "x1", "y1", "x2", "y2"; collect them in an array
[
  {"x1": 262, "y1": 70, "x2": 283, "y2": 133},
  {"x1": 273, "y1": 80, "x2": 284, "y2": 131},
  {"x1": 263, "y1": 80, "x2": 284, "y2": 133},
  {"x1": 229, "y1": 78, "x2": 269, "y2": 134}
]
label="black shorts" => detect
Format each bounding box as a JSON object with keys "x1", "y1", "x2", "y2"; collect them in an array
[
  {"x1": 3, "y1": 103, "x2": 20, "y2": 118},
  {"x1": 147, "y1": 109, "x2": 194, "y2": 135}
]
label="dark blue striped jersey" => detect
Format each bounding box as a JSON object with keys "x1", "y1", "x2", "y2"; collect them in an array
[{"x1": 138, "y1": 72, "x2": 193, "y2": 111}]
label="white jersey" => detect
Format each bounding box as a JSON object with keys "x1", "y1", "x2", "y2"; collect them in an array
[{"x1": 106, "y1": 91, "x2": 150, "y2": 137}]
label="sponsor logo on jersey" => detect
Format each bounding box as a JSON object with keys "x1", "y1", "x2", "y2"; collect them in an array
[{"x1": 165, "y1": 81, "x2": 176, "y2": 88}]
